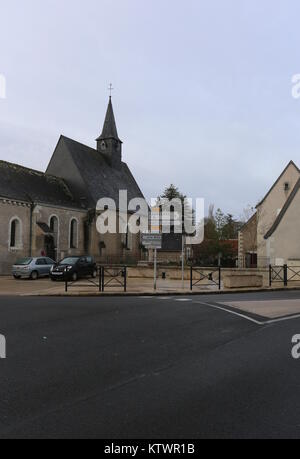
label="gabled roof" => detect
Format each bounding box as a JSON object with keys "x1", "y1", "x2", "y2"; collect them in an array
[
  {"x1": 0, "y1": 160, "x2": 83, "y2": 209},
  {"x1": 256, "y1": 161, "x2": 300, "y2": 208},
  {"x1": 264, "y1": 177, "x2": 300, "y2": 239},
  {"x1": 96, "y1": 97, "x2": 122, "y2": 142},
  {"x1": 239, "y1": 212, "x2": 257, "y2": 232},
  {"x1": 60, "y1": 136, "x2": 144, "y2": 207}
]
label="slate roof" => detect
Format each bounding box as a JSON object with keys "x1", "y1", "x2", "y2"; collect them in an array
[
  {"x1": 0, "y1": 99, "x2": 144, "y2": 211},
  {"x1": 60, "y1": 136, "x2": 144, "y2": 207},
  {"x1": 264, "y1": 177, "x2": 300, "y2": 239},
  {"x1": 0, "y1": 161, "x2": 83, "y2": 209}
]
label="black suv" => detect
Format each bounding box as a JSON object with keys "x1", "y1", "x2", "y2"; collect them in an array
[{"x1": 50, "y1": 256, "x2": 98, "y2": 282}]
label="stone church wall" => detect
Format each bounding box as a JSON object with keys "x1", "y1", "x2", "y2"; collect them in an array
[
  {"x1": 30, "y1": 204, "x2": 87, "y2": 261},
  {"x1": 0, "y1": 201, "x2": 142, "y2": 275},
  {"x1": 0, "y1": 200, "x2": 31, "y2": 275}
]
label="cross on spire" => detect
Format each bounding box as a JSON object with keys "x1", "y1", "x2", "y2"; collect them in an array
[{"x1": 108, "y1": 83, "x2": 114, "y2": 98}]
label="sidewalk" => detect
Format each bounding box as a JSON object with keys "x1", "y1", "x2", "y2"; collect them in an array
[
  {"x1": 1, "y1": 276, "x2": 300, "y2": 297},
  {"x1": 0, "y1": 276, "x2": 199, "y2": 296}
]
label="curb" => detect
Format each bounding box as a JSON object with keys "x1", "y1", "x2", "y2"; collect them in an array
[{"x1": 19, "y1": 286, "x2": 300, "y2": 298}]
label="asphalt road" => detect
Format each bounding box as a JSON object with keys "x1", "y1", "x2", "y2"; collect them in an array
[{"x1": 1, "y1": 291, "x2": 300, "y2": 439}]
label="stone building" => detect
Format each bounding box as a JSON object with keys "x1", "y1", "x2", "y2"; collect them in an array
[
  {"x1": 238, "y1": 160, "x2": 300, "y2": 267},
  {"x1": 0, "y1": 98, "x2": 144, "y2": 274}
]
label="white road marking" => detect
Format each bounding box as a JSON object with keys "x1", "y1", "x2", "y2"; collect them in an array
[
  {"x1": 264, "y1": 313, "x2": 300, "y2": 325},
  {"x1": 193, "y1": 301, "x2": 265, "y2": 325},
  {"x1": 140, "y1": 296, "x2": 300, "y2": 325},
  {"x1": 194, "y1": 301, "x2": 300, "y2": 326}
]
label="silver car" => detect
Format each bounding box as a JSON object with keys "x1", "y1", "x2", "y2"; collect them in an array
[{"x1": 12, "y1": 257, "x2": 56, "y2": 280}]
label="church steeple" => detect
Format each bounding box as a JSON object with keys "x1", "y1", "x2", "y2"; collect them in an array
[{"x1": 96, "y1": 96, "x2": 122, "y2": 168}]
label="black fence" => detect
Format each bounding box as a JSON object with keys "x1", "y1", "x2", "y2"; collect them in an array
[
  {"x1": 64, "y1": 266, "x2": 127, "y2": 293},
  {"x1": 190, "y1": 266, "x2": 222, "y2": 291},
  {"x1": 64, "y1": 267, "x2": 101, "y2": 293},
  {"x1": 269, "y1": 265, "x2": 300, "y2": 287},
  {"x1": 100, "y1": 266, "x2": 127, "y2": 292},
  {"x1": 269, "y1": 265, "x2": 286, "y2": 287}
]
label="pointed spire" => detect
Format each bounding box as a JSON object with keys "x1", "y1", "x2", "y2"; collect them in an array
[
  {"x1": 96, "y1": 97, "x2": 121, "y2": 142},
  {"x1": 96, "y1": 96, "x2": 123, "y2": 167}
]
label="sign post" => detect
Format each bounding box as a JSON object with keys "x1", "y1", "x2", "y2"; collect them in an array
[
  {"x1": 154, "y1": 248, "x2": 157, "y2": 291},
  {"x1": 142, "y1": 233, "x2": 162, "y2": 291},
  {"x1": 181, "y1": 234, "x2": 185, "y2": 290}
]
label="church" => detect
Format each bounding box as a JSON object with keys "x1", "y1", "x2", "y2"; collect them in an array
[{"x1": 0, "y1": 98, "x2": 145, "y2": 274}]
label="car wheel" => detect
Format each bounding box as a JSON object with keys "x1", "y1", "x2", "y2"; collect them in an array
[
  {"x1": 92, "y1": 269, "x2": 97, "y2": 279},
  {"x1": 30, "y1": 271, "x2": 39, "y2": 281},
  {"x1": 71, "y1": 272, "x2": 78, "y2": 282}
]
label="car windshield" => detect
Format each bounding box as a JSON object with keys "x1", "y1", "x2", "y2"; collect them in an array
[
  {"x1": 59, "y1": 257, "x2": 79, "y2": 266},
  {"x1": 15, "y1": 258, "x2": 32, "y2": 266}
]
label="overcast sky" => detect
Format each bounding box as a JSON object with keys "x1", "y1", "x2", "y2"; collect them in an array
[{"x1": 1, "y1": 0, "x2": 300, "y2": 218}]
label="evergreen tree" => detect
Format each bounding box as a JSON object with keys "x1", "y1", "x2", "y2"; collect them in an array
[
  {"x1": 160, "y1": 184, "x2": 185, "y2": 202},
  {"x1": 158, "y1": 185, "x2": 194, "y2": 235}
]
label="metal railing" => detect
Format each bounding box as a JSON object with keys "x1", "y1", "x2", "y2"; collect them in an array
[
  {"x1": 269, "y1": 265, "x2": 300, "y2": 287},
  {"x1": 287, "y1": 266, "x2": 300, "y2": 284},
  {"x1": 64, "y1": 265, "x2": 128, "y2": 293},
  {"x1": 100, "y1": 266, "x2": 127, "y2": 292},
  {"x1": 65, "y1": 267, "x2": 102, "y2": 293},
  {"x1": 190, "y1": 266, "x2": 221, "y2": 291},
  {"x1": 269, "y1": 265, "x2": 286, "y2": 287}
]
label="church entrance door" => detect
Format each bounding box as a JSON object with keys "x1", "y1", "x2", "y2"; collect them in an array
[{"x1": 45, "y1": 235, "x2": 56, "y2": 261}]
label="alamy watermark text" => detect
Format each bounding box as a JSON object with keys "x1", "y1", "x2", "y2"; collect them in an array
[{"x1": 96, "y1": 191, "x2": 205, "y2": 245}]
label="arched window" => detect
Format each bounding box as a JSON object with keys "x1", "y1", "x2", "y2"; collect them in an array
[
  {"x1": 70, "y1": 219, "x2": 78, "y2": 249},
  {"x1": 10, "y1": 218, "x2": 22, "y2": 249},
  {"x1": 49, "y1": 216, "x2": 59, "y2": 248}
]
